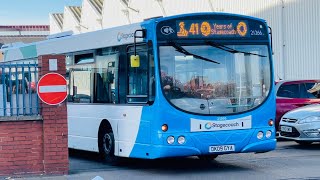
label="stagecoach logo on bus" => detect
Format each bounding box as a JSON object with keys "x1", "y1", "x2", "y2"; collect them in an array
[
  {"x1": 190, "y1": 115, "x2": 252, "y2": 132},
  {"x1": 117, "y1": 32, "x2": 134, "y2": 42},
  {"x1": 205, "y1": 122, "x2": 240, "y2": 130}
]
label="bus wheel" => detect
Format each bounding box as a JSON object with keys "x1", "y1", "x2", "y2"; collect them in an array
[
  {"x1": 98, "y1": 128, "x2": 117, "y2": 163},
  {"x1": 198, "y1": 154, "x2": 218, "y2": 161}
]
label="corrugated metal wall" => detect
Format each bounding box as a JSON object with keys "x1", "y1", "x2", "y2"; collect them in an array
[
  {"x1": 80, "y1": 0, "x2": 102, "y2": 33},
  {"x1": 208, "y1": 0, "x2": 320, "y2": 80},
  {"x1": 63, "y1": 7, "x2": 81, "y2": 34},
  {"x1": 282, "y1": 0, "x2": 320, "y2": 79}
]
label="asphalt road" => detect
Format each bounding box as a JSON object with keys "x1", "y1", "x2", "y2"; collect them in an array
[{"x1": 24, "y1": 140, "x2": 320, "y2": 180}]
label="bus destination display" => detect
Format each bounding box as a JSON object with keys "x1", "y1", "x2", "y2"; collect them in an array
[{"x1": 169, "y1": 20, "x2": 267, "y2": 39}]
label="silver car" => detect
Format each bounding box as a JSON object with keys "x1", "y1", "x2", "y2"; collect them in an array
[{"x1": 279, "y1": 104, "x2": 320, "y2": 145}]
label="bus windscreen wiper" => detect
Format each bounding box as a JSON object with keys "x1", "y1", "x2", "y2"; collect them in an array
[
  {"x1": 168, "y1": 41, "x2": 220, "y2": 64},
  {"x1": 205, "y1": 41, "x2": 267, "y2": 57}
]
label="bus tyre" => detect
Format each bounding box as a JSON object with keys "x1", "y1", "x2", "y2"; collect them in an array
[
  {"x1": 295, "y1": 141, "x2": 313, "y2": 146},
  {"x1": 198, "y1": 154, "x2": 218, "y2": 161},
  {"x1": 98, "y1": 129, "x2": 117, "y2": 163}
]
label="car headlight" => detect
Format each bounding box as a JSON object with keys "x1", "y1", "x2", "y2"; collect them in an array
[{"x1": 298, "y1": 116, "x2": 320, "y2": 124}]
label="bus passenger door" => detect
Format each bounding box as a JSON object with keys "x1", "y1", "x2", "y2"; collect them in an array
[{"x1": 116, "y1": 44, "x2": 153, "y2": 158}]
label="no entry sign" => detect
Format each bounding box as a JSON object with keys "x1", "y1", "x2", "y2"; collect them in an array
[{"x1": 37, "y1": 73, "x2": 67, "y2": 105}]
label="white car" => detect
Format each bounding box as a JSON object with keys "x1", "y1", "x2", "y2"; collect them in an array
[{"x1": 279, "y1": 104, "x2": 320, "y2": 145}]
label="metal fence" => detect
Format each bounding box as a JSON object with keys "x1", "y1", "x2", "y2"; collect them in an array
[{"x1": 0, "y1": 62, "x2": 39, "y2": 116}]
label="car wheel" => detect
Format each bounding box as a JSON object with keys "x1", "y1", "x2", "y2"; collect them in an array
[
  {"x1": 98, "y1": 128, "x2": 117, "y2": 163},
  {"x1": 295, "y1": 141, "x2": 313, "y2": 146},
  {"x1": 198, "y1": 154, "x2": 219, "y2": 161}
]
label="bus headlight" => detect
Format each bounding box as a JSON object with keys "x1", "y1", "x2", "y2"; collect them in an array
[
  {"x1": 167, "y1": 136, "x2": 175, "y2": 144},
  {"x1": 266, "y1": 130, "x2": 272, "y2": 138},
  {"x1": 257, "y1": 131, "x2": 264, "y2": 139},
  {"x1": 177, "y1": 136, "x2": 186, "y2": 144}
]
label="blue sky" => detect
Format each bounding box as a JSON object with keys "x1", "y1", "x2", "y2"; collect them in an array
[{"x1": 0, "y1": 0, "x2": 83, "y2": 25}]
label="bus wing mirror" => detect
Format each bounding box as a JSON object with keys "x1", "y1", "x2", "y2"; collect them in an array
[
  {"x1": 130, "y1": 55, "x2": 140, "y2": 68},
  {"x1": 268, "y1": 26, "x2": 274, "y2": 55},
  {"x1": 131, "y1": 29, "x2": 145, "y2": 68}
]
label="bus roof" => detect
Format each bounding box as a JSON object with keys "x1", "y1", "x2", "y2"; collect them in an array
[
  {"x1": 157, "y1": 12, "x2": 266, "y2": 23},
  {"x1": 2, "y1": 12, "x2": 267, "y2": 62}
]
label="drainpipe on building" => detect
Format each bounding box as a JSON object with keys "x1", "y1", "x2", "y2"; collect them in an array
[{"x1": 281, "y1": 0, "x2": 286, "y2": 80}]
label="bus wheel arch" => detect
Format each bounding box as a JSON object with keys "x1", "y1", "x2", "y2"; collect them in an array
[{"x1": 98, "y1": 119, "x2": 117, "y2": 163}]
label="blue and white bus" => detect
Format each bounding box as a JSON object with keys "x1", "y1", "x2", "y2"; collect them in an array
[{"x1": 2, "y1": 12, "x2": 276, "y2": 161}]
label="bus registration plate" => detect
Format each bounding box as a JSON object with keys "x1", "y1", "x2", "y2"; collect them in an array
[{"x1": 209, "y1": 145, "x2": 235, "y2": 153}]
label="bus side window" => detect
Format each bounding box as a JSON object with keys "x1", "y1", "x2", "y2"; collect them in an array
[
  {"x1": 95, "y1": 73, "x2": 108, "y2": 102},
  {"x1": 94, "y1": 50, "x2": 119, "y2": 104},
  {"x1": 71, "y1": 68, "x2": 92, "y2": 103},
  {"x1": 127, "y1": 45, "x2": 148, "y2": 103}
]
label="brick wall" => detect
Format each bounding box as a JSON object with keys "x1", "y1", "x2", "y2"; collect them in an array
[
  {"x1": 0, "y1": 55, "x2": 68, "y2": 176},
  {"x1": 0, "y1": 120, "x2": 43, "y2": 176},
  {"x1": 42, "y1": 104, "x2": 68, "y2": 174},
  {"x1": 39, "y1": 55, "x2": 68, "y2": 175}
]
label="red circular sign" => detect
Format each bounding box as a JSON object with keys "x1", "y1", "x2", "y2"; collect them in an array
[{"x1": 37, "y1": 73, "x2": 67, "y2": 105}]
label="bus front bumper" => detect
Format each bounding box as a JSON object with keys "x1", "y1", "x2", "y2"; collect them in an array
[
  {"x1": 129, "y1": 128, "x2": 277, "y2": 159},
  {"x1": 147, "y1": 139, "x2": 276, "y2": 159}
]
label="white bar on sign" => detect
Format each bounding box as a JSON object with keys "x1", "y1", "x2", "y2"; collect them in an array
[{"x1": 39, "y1": 85, "x2": 66, "y2": 93}]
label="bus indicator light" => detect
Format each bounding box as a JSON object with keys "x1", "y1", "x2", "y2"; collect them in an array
[
  {"x1": 162, "y1": 124, "x2": 168, "y2": 132},
  {"x1": 268, "y1": 119, "x2": 274, "y2": 126}
]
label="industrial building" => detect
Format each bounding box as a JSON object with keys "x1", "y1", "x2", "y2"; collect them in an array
[
  {"x1": 46, "y1": 0, "x2": 320, "y2": 80},
  {"x1": 0, "y1": 25, "x2": 50, "y2": 61}
]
